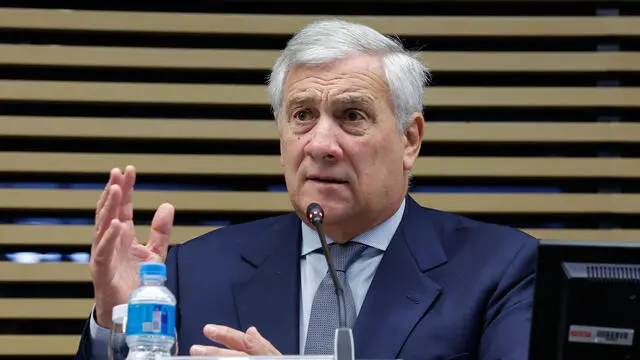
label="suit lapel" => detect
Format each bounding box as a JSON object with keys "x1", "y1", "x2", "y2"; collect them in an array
[
  {"x1": 353, "y1": 197, "x2": 448, "y2": 359},
  {"x1": 232, "y1": 213, "x2": 302, "y2": 355}
]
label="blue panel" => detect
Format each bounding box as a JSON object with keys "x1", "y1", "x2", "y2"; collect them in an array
[
  {"x1": 0, "y1": 182, "x2": 61, "y2": 188},
  {"x1": 267, "y1": 185, "x2": 288, "y2": 192},
  {"x1": 15, "y1": 218, "x2": 64, "y2": 225},
  {"x1": 6, "y1": 252, "x2": 42, "y2": 263},
  {"x1": 67, "y1": 252, "x2": 91, "y2": 263}
]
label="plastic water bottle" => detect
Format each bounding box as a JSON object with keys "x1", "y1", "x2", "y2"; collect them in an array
[{"x1": 125, "y1": 262, "x2": 176, "y2": 360}]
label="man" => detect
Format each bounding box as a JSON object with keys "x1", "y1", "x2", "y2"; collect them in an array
[{"x1": 76, "y1": 19, "x2": 537, "y2": 359}]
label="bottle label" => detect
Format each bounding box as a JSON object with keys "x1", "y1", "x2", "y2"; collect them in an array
[{"x1": 126, "y1": 303, "x2": 175, "y2": 338}]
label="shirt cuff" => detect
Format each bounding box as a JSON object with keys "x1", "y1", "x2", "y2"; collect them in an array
[{"x1": 89, "y1": 304, "x2": 111, "y2": 359}]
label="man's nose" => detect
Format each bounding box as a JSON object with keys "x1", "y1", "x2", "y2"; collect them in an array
[{"x1": 305, "y1": 116, "x2": 343, "y2": 162}]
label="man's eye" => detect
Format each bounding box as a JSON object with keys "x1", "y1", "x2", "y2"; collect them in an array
[
  {"x1": 346, "y1": 110, "x2": 364, "y2": 121},
  {"x1": 294, "y1": 110, "x2": 311, "y2": 121}
]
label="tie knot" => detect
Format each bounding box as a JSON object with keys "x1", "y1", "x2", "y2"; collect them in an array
[{"x1": 330, "y1": 242, "x2": 367, "y2": 272}]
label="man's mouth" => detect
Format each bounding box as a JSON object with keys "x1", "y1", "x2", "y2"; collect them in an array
[{"x1": 308, "y1": 176, "x2": 348, "y2": 184}]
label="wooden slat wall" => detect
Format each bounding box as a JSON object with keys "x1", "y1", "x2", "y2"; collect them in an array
[
  {"x1": 4, "y1": 45, "x2": 640, "y2": 72},
  {"x1": 0, "y1": 2, "x2": 639, "y2": 357},
  {"x1": 5, "y1": 80, "x2": 640, "y2": 106},
  {"x1": 4, "y1": 117, "x2": 640, "y2": 142}
]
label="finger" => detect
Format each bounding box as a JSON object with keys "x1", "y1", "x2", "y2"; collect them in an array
[
  {"x1": 190, "y1": 345, "x2": 247, "y2": 357},
  {"x1": 94, "y1": 185, "x2": 122, "y2": 247},
  {"x1": 118, "y1": 220, "x2": 136, "y2": 256},
  {"x1": 119, "y1": 165, "x2": 136, "y2": 222},
  {"x1": 146, "y1": 203, "x2": 175, "y2": 261},
  {"x1": 94, "y1": 185, "x2": 111, "y2": 232},
  {"x1": 92, "y1": 219, "x2": 122, "y2": 266},
  {"x1": 203, "y1": 324, "x2": 249, "y2": 352},
  {"x1": 246, "y1": 326, "x2": 281, "y2": 355},
  {"x1": 96, "y1": 168, "x2": 123, "y2": 221}
]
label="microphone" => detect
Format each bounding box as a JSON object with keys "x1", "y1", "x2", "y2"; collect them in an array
[{"x1": 306, "y1": 203, "x2": 355, "y2": 360}]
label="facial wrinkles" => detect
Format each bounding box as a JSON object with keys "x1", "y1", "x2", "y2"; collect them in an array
[{"x1": 286, "y1": 69, "x2": 388, "y2": 109}]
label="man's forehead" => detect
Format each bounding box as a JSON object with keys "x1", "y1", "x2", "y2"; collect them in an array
[
  {"x1": 282, "y1": 54, "x2": 388, "y2": 103},
  {"x1": 285, "y1": 91, "x2": 376, "y2": 104},
  {"x1": 288, "y1": 52, "x2": 385, "y2": 76}
]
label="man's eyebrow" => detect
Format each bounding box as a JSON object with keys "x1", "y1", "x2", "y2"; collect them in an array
[
  {"x1": 284, "y1": 94, "x2": 318, "y2": 108},
  {"x1": 333, "y1": 93, "x2": 376, "y2": 106}
]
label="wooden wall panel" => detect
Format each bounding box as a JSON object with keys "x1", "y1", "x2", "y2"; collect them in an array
[{"x1": 1, "y1": 2, "x2": 639, "y2": 357}]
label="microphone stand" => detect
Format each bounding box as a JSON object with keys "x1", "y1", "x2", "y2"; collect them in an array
[
  {"x1": 316, "y1": 222, "x2": 348, "y2": 329},
  {"x1": 307, "y1": 203, "x2": 355, "y2": 360}
]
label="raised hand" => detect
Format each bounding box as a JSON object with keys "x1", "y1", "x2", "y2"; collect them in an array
[{"x1": 90, "y1": 165, "x2": 175, "y2": 328}]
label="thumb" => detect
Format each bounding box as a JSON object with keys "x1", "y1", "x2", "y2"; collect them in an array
[{"x1": 147, "y1": 203, "x2": 175, "y2": 260}]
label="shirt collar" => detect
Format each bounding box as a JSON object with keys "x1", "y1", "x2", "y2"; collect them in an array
[{"x1": 300, "y1": 199, "x2": 406, "y2": 256}]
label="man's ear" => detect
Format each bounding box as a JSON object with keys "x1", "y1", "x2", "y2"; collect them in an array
[{"x1": 403, "y1": 112, "x2": 424, "y2": 171}]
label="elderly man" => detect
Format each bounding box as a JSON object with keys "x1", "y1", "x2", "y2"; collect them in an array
[{"x1": 76, "y1": 19, "x2": 537, "y2": 360}]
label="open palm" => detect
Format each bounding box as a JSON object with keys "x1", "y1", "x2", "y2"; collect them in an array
[{"x1": 90, "y1": 166, "x2": 174, "y2": 328}]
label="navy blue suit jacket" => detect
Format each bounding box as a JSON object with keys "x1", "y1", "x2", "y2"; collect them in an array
[{"x1": 76, "y1": 196, "x2": 538, "y2": 360}]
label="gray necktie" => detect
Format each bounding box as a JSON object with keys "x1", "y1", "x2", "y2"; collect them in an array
[{"x1": 304, "y1": 242, "x2": 367, "y2": 355}]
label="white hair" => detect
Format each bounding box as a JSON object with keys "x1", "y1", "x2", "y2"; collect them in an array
[{"x1": 267, "y1": 19, "x2": 430, "y2": 131}]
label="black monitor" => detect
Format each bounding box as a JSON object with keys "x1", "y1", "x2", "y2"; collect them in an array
[{"x1": 529, "y1": 240, "x2": 640, "y2": 360}]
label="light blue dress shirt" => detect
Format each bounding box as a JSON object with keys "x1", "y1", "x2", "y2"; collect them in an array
[
  {"x1": 90, "y1": 199, "x2": 405, "y2": 357},
  {"x1": 299, "y1": 199, "x2": 404, "y2": 353}
]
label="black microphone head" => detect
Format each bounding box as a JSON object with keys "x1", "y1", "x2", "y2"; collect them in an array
[{"x1": 306, "y1": 202, "x2": 324, "y2": 226}]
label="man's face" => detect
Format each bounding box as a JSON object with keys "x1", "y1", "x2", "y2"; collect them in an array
[{"x1": 278, "y1": 53, "x2": 423, "y2": 240}]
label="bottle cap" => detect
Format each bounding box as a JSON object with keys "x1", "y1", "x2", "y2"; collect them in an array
[
  {"x1": 112, "y1": 303, "x2": 127, "y2": 323},
  {"x1": 140, "y1": 262, "x2": 166, "y2": 279}
]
